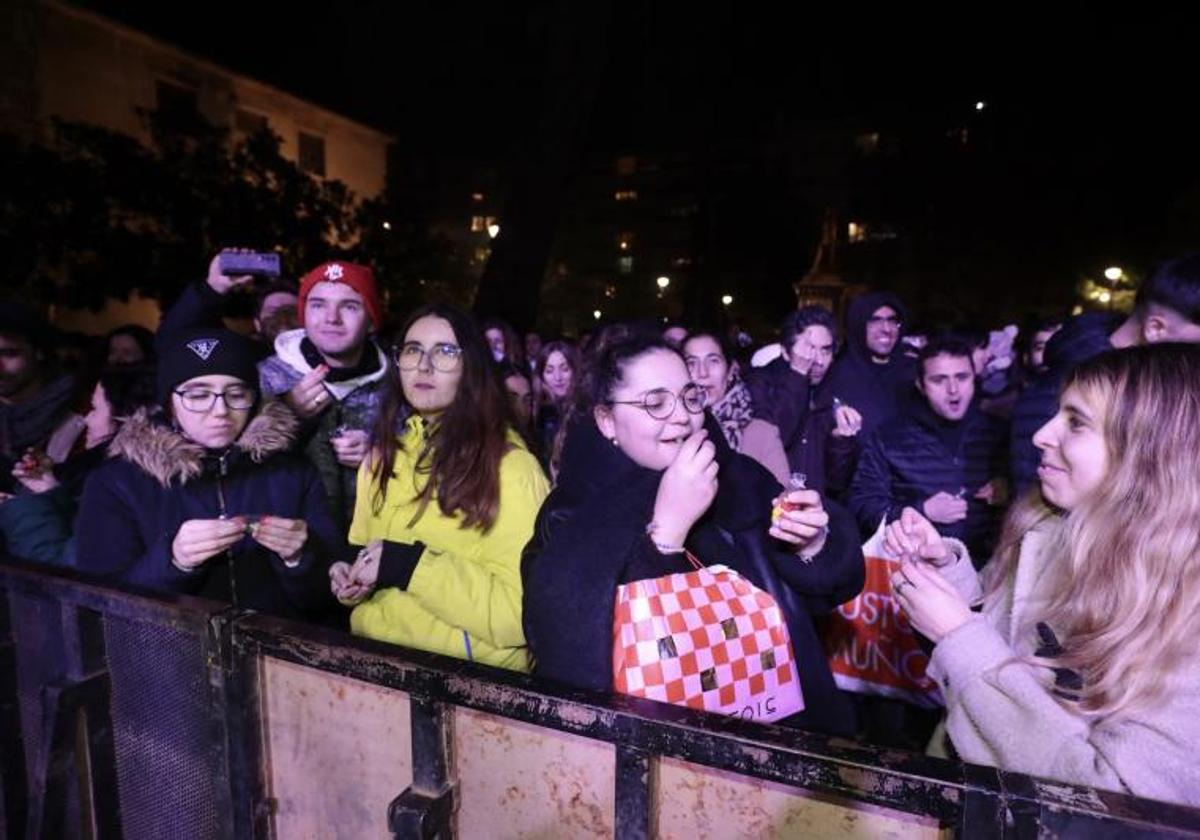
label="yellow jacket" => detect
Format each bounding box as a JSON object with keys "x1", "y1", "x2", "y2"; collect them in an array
[{"x1": 348, "y1": 416, "x2": 549, "y2": 671}]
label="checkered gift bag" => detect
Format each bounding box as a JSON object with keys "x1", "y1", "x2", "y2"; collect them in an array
[{"x1": 612, "y1": 553, "x2": 804, "y2": 723}]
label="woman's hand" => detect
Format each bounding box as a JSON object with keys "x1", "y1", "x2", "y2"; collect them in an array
[
  {"x1": 329, "y1": 541, "x2": 383, "y2": 605},
  {"x1": 884, "y1": 507, "x2": 953, "y2": 566},
  {"x1": 769, "y1": 489, "x2": 829, "y2": 556},
  {"x1": 250, "y1": 516, "x2": 308, "y2": 563},
  {"x1": 171, "y1": 518, "x2": 246, "y2": 571},
  {"x1": 651, "y1": 429, "x2": 718, "y2": 548},
  {"x1": 12, "y1": 448, "x2": 59, "y2": 494},
  {"x1": 891, "y1": 559, "x2": 974, "y2": 643}
]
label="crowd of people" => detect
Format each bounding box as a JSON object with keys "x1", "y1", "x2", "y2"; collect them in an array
[{"x1": 3, "y1": 249, "x2": 1200, "y2": 806}]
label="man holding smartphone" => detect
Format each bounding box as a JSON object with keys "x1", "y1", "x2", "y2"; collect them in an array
[{"x1": 159, "y1": 251, "x2": 389, "y2": 530}]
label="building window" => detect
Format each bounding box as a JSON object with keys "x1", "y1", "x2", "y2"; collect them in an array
[
  {"x1": 855, "y1": 132, "x2": 880, "y2": 156},
  {"x1": 848, "y1": 222, "x2": 867, "y2": 243},
  {"x1": 617, "y1": 232, "x2": 635, "y2": 251},
  {"x1": 298, "y1": 132, "x2": 326, "y2": 176},
  {"x1": 671, "y1": 256, "x2": 692, "y2": 268},
  {"x1": 615, "y1": 156, "x2": 637, "y2": 176},
  {"x1": 473, "y1": 246, "x2": 491, "y2": 264},
  {"x1": 614, "y1": 190, "x2": 638, "y2": 202},
  {"x1": 470, "y1": 215, "x2": 486, "y2": 233},
  {"x1": 155, "y1": 79, "x2": 197, "y2": 117},
  {"x1": 235, "y1": 109, "x2": 268, "y2": 136},
  {"x1": 471, "y1": 192, "x2": 485, "y2": 203},
  {"x1": 618, "y1": 256, "x2": 634, "y2": 274}
]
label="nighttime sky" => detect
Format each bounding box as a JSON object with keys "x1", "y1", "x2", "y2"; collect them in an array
[{"x1": 78, "y1": 2, "x2": 1200, "y2": 322}]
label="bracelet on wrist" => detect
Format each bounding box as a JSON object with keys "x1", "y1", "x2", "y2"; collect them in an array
[{"x1": 646, "y1": 521, "x2": 686, "y2": 555}]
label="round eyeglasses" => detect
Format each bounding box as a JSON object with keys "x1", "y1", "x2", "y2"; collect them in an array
[
  {"x1": 173, "y1": 386, "x2": 256, "y2": 413},
  {"x1": 394, "y1": 342, "x2": 464, "y2": 373},
  {"x1": 607, "y1": 384, "x2": 707, "y2": 419}
]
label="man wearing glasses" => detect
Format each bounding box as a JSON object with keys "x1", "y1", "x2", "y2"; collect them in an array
[{"x1": 826, "y1": 291, "x2": 917, "y2": 437}]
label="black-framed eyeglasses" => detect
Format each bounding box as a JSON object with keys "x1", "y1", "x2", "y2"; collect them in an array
[
  {"x1": 607, "y1": 384, "x2": 707, "y2": 419},
  {"x1": 173, "y1": 386, "x2": 256, "y2": 413},
  {"x1": 394, "y1": 342, "x2": 464, "y2": 373}
]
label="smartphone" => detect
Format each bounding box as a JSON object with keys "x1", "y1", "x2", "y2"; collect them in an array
[{"x1": 218, "y1": 251, "x2": 281, "y2": 278}]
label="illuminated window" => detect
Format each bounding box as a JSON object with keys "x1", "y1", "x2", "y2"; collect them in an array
[
  {"x1": 614, "y1": 190, "x2": 638, "y2": 202},
  {"x1": 298, "y1": 132, "x2": 326, "y2": 176},
  {"x1": 847, "y1": 222, "x2": 867, "y2": 243},
  {"x1": 618, "y1": 256, "x2": 634, "y2": 274},
  {"x1": 855, "y1": 132, "x2": 880, "y2": 155},
  {"x1": 470, "y1": 216, "x2": 486, "y2": 232},
  {"x1": 473, "y1": 246, "x2": 490, "y2": 263},
  {"x1": 604, "y1": 284, "x2": 617, "y2": 299},
  {"x1": 471, "y1": 192, "x2": 484, "y2": 203},
  {"x1": 672, "y1": 256, "x2": 692, "y2": 268},
  {"x1": 616, "y1": 156, "x2": 637, "y2": 176},
  {"x1": 617, "y1": 232, "x2": 635, "y2": 251}
]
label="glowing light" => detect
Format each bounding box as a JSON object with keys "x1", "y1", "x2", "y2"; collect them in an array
[
  {"x1": 656, "y1": 275, "x2": 670, "y2": 289},
  {"x1": 1098, "y1": 290, "x2": 1112, "y2": 304},
  {"x1": 1104, "y1": 266, "x2": 1123, "y2": 281},
  {"x1": 975, "y1": 101, "x2": 986, "y2": 111},
  {"x1": 593, "y1": 309, "x2": 602, "y2": 320},
  {"x1": 721, "y1": 294, "x2": 733, "y2": 306},
  {"x1": 487, "y1": 223, "x2": 500, "y2": 239},
  {"x1": 382, "y1": 221, "x2": 392, "y2": 230}
]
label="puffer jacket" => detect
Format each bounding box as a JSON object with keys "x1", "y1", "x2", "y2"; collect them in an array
[
  {"x1": 74, "y1": 401, "x2": 341, "y2": 619},
  {"x1": 848, "y1": 396, "x2": 1009, "y2": 562},
  {"x1": 521, "y1": 413, "x2": 865, "y2": 736}
]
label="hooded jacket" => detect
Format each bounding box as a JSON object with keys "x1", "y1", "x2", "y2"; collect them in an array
[
  {"x1": 259, "y1": 328, "x2": 390, "y2": 528},
  {"x1": 521, "y1": 414, "x2": 865, "y2": 736},
  {"x1": 1008, "y1": 312, "x2": 1120, "y2": 492},
  {"x1": 74, "y1": 401, "x2": 341, "y2": 619},
  {"x1": 848, "y1": 394, "x2": 1009, "y2": 561},
  {"x1": 826, "y1": 292, "x2": 918, "y2": 436}
]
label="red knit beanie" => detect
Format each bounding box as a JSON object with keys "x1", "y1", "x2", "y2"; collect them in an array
[{"x1": 298, "y1": 261, "x2": 382, "y2": 329}]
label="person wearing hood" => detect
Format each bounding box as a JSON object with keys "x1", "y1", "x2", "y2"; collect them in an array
[
  {"x1": 159, "y1": 252, "x2": 391, "y2": 530},
  {"x1": 826, "y1": 291, "x2": 917, "y2": 437},
  {"x1": 73, "y1": 328, "x2": 340, "y2": 620},
  {"x1": 743, "y1": 307, "x2": 864, "y2": 497},
  {"x1": 848, "y1": 335, "x2": 1008, "y2": 563},
  {"x1": 1009, "y1": 254, "x2": 1200, "y2": 492},
  {"x1": 522, "y1": 333, "x2": 864, "y2": 736}
]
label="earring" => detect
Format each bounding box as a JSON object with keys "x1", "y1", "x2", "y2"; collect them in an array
[{"x1": 610, "y1": 437, "x2": 619, "y2": 446}]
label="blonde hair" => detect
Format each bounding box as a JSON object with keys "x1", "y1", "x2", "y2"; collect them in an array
[{"x1": 985, "y1": 344, "x2": 1200, "y2": 717}]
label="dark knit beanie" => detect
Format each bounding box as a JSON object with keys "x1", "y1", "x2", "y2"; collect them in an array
[{"x1": 156, "y1": 328, "x2": 261, "y2": 403}]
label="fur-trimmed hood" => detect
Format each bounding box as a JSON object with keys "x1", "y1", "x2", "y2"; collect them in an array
[{"x1": 109, "y1": 400, "x2": 299, "y2": 487}]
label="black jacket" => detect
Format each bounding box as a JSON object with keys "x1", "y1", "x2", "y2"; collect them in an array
[
  {"x1": 75, "y1": 402, "x2": 342, "y2": 620},
  {"x1": 848, "y1": 395, "x2": 1009, "y2": 562},
  {"x1": 1009, "y1": 312, "x2": 1119, "y2": 492},
  {"x1": 521, "y1": 414, "x2": 865, "y2": 736},
  {"x1": 826, "y1": 292, "x2": 918, "y2": 437},
  {"x1": 744, "y1": 358, "x2": 859, "y2": 497}
]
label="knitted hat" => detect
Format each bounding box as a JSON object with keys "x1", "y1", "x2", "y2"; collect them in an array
[
  {"x1": 157, "y1": 328, "x2": 261, "y2": 403},
  {"x1": 298, "y1": 261, "x2": 381, "y2": 329}
]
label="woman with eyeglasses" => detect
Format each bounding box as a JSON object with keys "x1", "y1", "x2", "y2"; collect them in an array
[
  {"x1": 328, "y1": 304, "x2": 549, "y2": 671},
  {"x1": 74, "y1": 328, "x2": 341, "y2": 619},
  {"x1": 522, "y1": 332, "x2": 864, "y2": 734}
]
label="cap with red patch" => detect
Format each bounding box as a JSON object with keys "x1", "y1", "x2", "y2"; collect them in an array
[{"x1": 298, "y1": 261, "x2": 381, "y2": 329}]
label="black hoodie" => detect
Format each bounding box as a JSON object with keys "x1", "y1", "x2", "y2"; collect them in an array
[
  {"x1": 521, "y1": 413, "x2": 864, "y2": 736},
  {"x1": 826, "y1": 292, "x2": 918, "y2": 436}
]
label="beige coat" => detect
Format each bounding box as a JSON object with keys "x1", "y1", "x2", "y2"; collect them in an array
[{"x1": 929, "y1": 524, "x2": 1200, "y2": 807}]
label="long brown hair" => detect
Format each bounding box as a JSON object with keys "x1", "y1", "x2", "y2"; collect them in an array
[
  {"x1": 369, "y1": 304, "x2": 512, "y2": 531},
  {"x1": 986, "y1": 344, "x2": 1200, "y2": 716}
]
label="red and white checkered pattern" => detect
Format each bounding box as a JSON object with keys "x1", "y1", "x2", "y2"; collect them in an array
[{"x1": 613, "y1": 564, "x2": 804, "y2": 723}]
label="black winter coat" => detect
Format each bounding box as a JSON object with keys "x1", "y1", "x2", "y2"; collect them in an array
[
  {"x1": 1009, "y1": 312, "x2": 1119, "y2": 492},
  {"x1": 75, "y1": 402, "x2": 342, "y2": 619},
  {"x1": 744, "y1": 358, "x2": 859, "y2": 497},
  {"x1": 521, "y1": 414, "x2": 865, "y2": 736},
  {"x1": 848, "y1": 396, "x2": 1009, "y2": 562}
]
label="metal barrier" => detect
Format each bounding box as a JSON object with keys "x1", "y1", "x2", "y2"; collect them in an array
[{"x1": 2, "y1": 560, "x2": 1199, "y2": 839}]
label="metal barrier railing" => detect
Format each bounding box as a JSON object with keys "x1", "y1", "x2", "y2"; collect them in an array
[{"x1": 3, "y1": 560, "x2": 1199, "y2": 839}]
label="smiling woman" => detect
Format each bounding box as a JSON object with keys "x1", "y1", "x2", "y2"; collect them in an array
[
  {"x1": 522, "y1": 331, "x2": 866, "y2": 735},
  {"x1": 886, "y1": 344, "x2": 1200, "y2": 806}
]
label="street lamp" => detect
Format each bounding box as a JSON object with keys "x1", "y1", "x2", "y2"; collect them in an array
[
  {"x1": 593, "y1": 309, "x2": 602, "y2": 321},
  {"x1": 721, "y1": 294, "x2": 733, "y2": 306},
  {"x1": 487, "y1": 223, "x2": 501, "y2": 239},
  {"x1": 1104, "y1": 266, "x2": 1123, "y2": 281},
  {"x1": 656, "y1": 276, "x2": 670, "y2": 290},
  {"x1": 975, "y1": 101, "x2": 986, "y2": 111}
]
